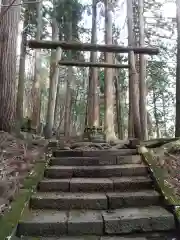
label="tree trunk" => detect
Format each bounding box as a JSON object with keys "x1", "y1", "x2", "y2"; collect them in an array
[
  {"x1": 127, "y1": 0, "x2": 141, "y2": 139},
  {"x1": 16, "y1": 8, "x2": 29, "y2": 133},
  {"x1": 57, "y1": 103, "x2": 65, "y2": 138},
  {"x1": 176, "y1": 0, "x2": 180, "y2": 137},
  {"x1": 153, "y1": 89, "x2": 160, "y2": 138},
  {"x1": 31, "y1": 0, "x2": 42, "y2": 131},
  {"x1": 114, "y1": 75, "x2": 123, "y2": 139},
  {"x1": 138, "y1": 0, "x2": 148, "y2": 140},
  {"x1": 127, "y1": 0, "x2": 135, "y2": 137},
  {"x1": 104, "y1": 0, "x2": 116, "y2": 141},
  {"x1": 53, "y1": 77, "x2": 60, "y2": 130},
  {"x1": 45, "y1": 14, "x2": 62, "y2": 139},
  {"x1": 64, "y1": 19, "x2": 73, "y2": 141},
  {"x1": 0, "y1": 0, "x2": 21, "y2": 132},
  {"x1": 87, "y1": 0, "x2": 99, "y2": 127},
  {"x1": 129, "y1": 51, "x2": 141, "y2": 138},
  {"x1": 162, "y1": 92, "x2": 167, "y2": 136},
  {"x1": 147, "y1": 110, "x2": 153, "y2": 138}
]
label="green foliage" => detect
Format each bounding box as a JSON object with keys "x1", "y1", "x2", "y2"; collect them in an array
[
  {"x1": 55, "y1": 0, "x2": 83, "y2": 40},
  {"x1": 99, "y1": 70, "x2": 104, "y2": 93},
  {"x1": 147, "y1": 58, "x2": 175, "y2": 137},
  {"x1": 144, "y1": 0, "x2": 176, "y2": 137}
]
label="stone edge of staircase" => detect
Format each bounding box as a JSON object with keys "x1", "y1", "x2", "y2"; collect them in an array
[
  {"x1": 139, "y1": 146, "x2": 180, "y2": 234},
  {"x1": 0, "y1": 152, "x2": 49, "y2": 240}
]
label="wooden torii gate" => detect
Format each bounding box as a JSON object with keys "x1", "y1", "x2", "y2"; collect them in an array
[
  {"x1": 29, "y1": 40, "x2": 158, "y2": 54},
  {"x1": 28, "y1": 39, "x2": 159, "y2": 139}
]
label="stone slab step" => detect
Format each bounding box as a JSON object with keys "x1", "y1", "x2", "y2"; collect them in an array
[
  {"x1": 14, "y1": 231, "x2": 178, "y2": 239},
  {"x1": 106, "y1": 190, "x2": 160, "y2": 209},
  {"x1": 50, "y1": 155, "x2": 142, "y2": 166},
  {"x1": 30, "y1": 190, "x2": 160, "y2": 210},
  {"x1": 52, "y1": 149, "x2": 138, "y2": 158},
  {"x1": 17, "y1": 237, "x2": 146, "y2": 240},
  {"x1": 38, "y1": 176, "x2": 153, "y2": 192},
  {"x1": 30, "y1": 192, "x2": 108, "y2": 210},
  {"x1": 102, "y1": 206, "x2": 175, "y2": 234},
  {"x1": 44, "y1": 164, "x2": 148, "y2": 178},
  {"x1": 16, "y1": 206, "x2": 175, "y2": 237}
]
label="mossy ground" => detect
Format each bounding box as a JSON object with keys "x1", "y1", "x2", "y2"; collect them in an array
[
  {"x1": 0, "y1": 154, "x2": 48, "y2": 240},
  {"x1": 139, "y1": 146, "x2": 180, "y2": 221}
]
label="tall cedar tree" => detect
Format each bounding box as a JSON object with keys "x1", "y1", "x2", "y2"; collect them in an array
[{"x1": 0, "y1": 0, "x2": 21, "y2": 132}]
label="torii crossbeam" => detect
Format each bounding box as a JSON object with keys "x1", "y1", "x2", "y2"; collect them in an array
[
  {"x1": 58, "y1": 61, "x2": 129, "y2": 68},
  {"x1": 28, "y1": 40, "x2": 159, "y2": 55}
]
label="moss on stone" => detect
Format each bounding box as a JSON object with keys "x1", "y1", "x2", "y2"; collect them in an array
[
  {"x1": 23, "y1": 161, "x2": 46, "y2": 190},
  {"x1": 139, "y1": 146, "x2": 180, "y2": 222},
  {"x1": 0, "y1": 154, "x2": 48, "y2": 240}
]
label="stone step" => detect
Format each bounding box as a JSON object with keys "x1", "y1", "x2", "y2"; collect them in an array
[
  {"x1": 49, "y1": 155, "x2": 142, "y2": 166},
  {"x1": 16, "y1": 206, "x2": 175, "y2": 237},
  {"x1": 106, "y1": 190, "x2": 160, "y2": 209},
  {"x1": 102, "y1": 206, "x2": 175, "y2": 234},
  {"x1": 52, "y1": 149, "x2": 138, "y2": 158},
  {"x1": 38, "y1": 176, "x2": 153, "y2": 192},
  {"x1": 30, "y1": 190, "x2": 160, "y2": 210},
  {"x1": 30, "y1": 192, "x2": 108, "y2": 210},
  {"x1": 14, "y1": 231, "x2": 178, "y2": 239},
  {"x1": 44, "y1": 164, "x2": 148, "y2": 178},
  {"x1": 14, "y1": 236, "x2": 146, "y2": 240}
]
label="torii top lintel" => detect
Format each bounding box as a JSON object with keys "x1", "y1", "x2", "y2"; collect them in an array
[{"x1": 28, "y1": 40, "x2": 159, "y2": 55}]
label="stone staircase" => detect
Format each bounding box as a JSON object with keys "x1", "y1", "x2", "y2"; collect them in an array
[{"x1": 15, "y1": 148, "x2": 178, "y2": 239}]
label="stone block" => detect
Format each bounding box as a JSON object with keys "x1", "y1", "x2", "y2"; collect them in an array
[
  {"x1": 101, "y1": 237, "x2": 146, "y2": 240},
  {"x1": 50, "y1": 157, "x2": 100, "y2": 166},
  {"x1": 102, "y1": 206, "x2": 175, "y2": 234},
  {"x1": 73, "y1": 165, "x2": 147, "y2": 178},
  {"x1": 38, "y1": 179, "x2": 70, "y2": 192},
  {"x1": 68, "y1": 210, "x2": 103, "y2": 235},
  {"x1": 116, "y1": 155, "x2": 142, "y2": 165},
  {"x1": 98, "y1": 156, "x2": 116, "y2": 165},
  {"x1": 112, "y1": 177, "x2": 152, "y2": 191},
  {"x1": 107, "y1": 190, "x2": 160, "y2": 209},
  {"x1": 31, "y1": 192, "x2": 108, "y2": 210},
  {"x1": 70, "y1": 178, "x2": 113, "y2": 192},
  {"x1": 17, "y1": 210, "x2": 68, "y2": 236},
  {"x1": 45, "y1": 166, "x2": 74, "y2": 178},
  {"x1": 53, "y1": 150, "x2": 83, "y2": 157},
  {"x1": 82, "y1": 149, "x2": 137, "y2": 157}
]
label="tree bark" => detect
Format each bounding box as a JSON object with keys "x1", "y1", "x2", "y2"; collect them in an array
[
  {"x1": 138, "y1": 0, "x2": 148, "y2": 140},
  {"x1": 0, "y1": 0, "x2": 21, "y2": 132},
  {"x1": 57, "y1": 103, "x2": 65, "y2": 138},
  {"x1": 176, "y1": 0, "x2": 180, "y2": 137},
  {"x1": 114, "y1": 75, "x2": 123, "y2": 139},
  {"x1": 162, "y1": 92, "x2": 167, "y2": 136},
  {"x1": 129, "y1": 51, "x2": 141, "y2": 138},
  {"x1": 16, "y1": 8, "x2": 29, "y2": 133},
  {"x1": 45, "y1": 14, "x2": 62, "y2": 139},
  {"x1": 153, "y1": 88, "x2": 160, "y2": 138},
  {"x1": 90, "y1": 0, "x2": 99, "y2": 127},
  {"x1": 127, "y1": 0, "x2": 134, "y2": 137},
  {"x1": 127, "y1": 0, "x2": 141, "y2": 139},
  {"x1": 64, "y1": 18, "x2": 73, "y2": 141},
  {"x1": 104, "y1": 0, "x2": 116, "y2": 141},
  {"x1": 53, "y1": 77, "x2": 61, "y2": 130},
  {"x1": 31, "y1": 0, "x2": 42, "y2": 131}
]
